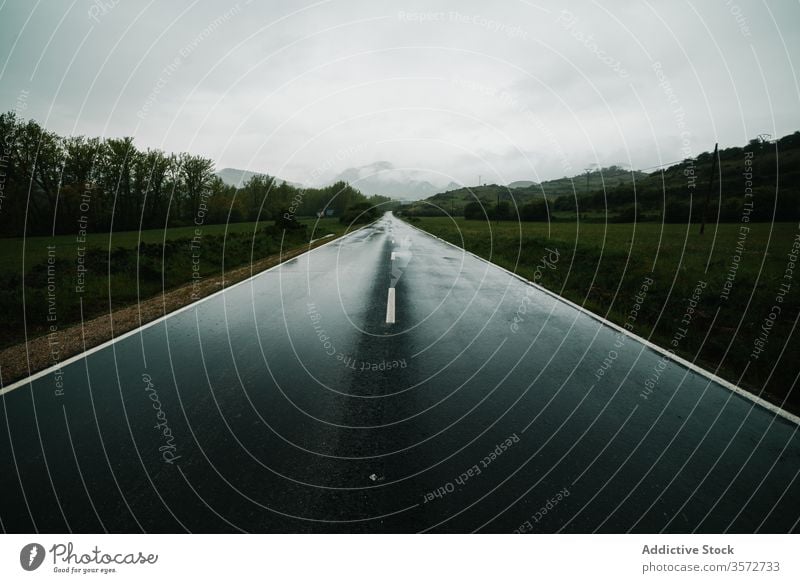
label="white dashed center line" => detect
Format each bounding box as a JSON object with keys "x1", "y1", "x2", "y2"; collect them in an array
[{"x1": 386, "y1": 288, "x2": 396, "y2": 324}]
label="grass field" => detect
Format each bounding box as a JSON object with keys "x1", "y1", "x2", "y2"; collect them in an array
[
  {"x1": 0, "y1": 218, "x2": 347, "y2": 274},
  {"x1": 405, "y1": 216, "x2": 800, "y2": 413},
  {"x1": 0, "y1": 218, "x2": 348, "y2": 349}
]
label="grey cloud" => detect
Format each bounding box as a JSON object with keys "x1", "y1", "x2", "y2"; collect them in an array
[{"x1": 1, "y1": 0, "x2": 798, "y2": 189}]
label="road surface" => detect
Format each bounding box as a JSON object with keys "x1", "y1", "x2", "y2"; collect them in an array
[{"x1": 1, "y1": 213, "x2": 798, "y2": 532}]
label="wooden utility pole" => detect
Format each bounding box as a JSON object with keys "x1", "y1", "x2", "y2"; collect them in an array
[{"x1": 699, "y1": 142, "x2": 718, "y2": 235}]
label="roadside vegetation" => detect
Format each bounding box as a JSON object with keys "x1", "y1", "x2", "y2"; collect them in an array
[
  {"x1": 0, "y1": 111, "x2": 395, "y2": 352},
  {"x1": 404, "y1": 216, "x2": 800, "y2": 413},
  {"x1": 408, "y1": 165, "x2": 646, "y2": 216},
  {"x1": 0, "y1": 218, "x2": 352, "y2": 350},
  {"x1": 403, "y1": 132, "x2": 800, "y2": 225},
  {"x1": 398, "y1": 133, "x2": 800, "y2": 412},
  {"x1": 0, "y1": 110, "x2": 391, "y2": 238}
]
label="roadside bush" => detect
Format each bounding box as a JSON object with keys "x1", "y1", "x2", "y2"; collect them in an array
[
  {"x1": 520, "y1": 200, "x2": 549, "y2": 221},
  {"x1": 339, "y1": 202, "x2": 381, "y2": 225},
  {"x1": 464, "y1": 201, "x2": 486, "y2": 220},
  {"x1": 663, "y1": 200, "x2": 691, "y2": 223}
]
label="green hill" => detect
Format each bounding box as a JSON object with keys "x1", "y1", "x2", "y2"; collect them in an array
[
  {"x1": 403, "y1": 133, "x2": 800, "y2": 223},
  {"x1": 561, "y1": 132, "x2": 800, "y2": 222},
  {"x1": 404, "y1": 166, "x2": 648, "y2": 217}
]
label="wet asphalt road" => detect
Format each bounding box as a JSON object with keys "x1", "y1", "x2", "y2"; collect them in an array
[{"x1": 1, "y1": 213, "x2": 798, "y2": 533}]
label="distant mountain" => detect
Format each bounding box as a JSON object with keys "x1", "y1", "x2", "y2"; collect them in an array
[
  {"x1": 508, "y1": 180, "x2": 537, "y2": 188},
  {"x1": 329, "y1": 161, "x2": 459, "y2": 200},
  {"x1": 216, "y1": 167, "x2": 300, "y2": 189},
  {"x1": 217, "y1": 163, "x2": 458, "y2": 200}
]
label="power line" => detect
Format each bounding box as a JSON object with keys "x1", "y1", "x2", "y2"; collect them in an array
[{"x1": 637, "y1": 159, "x2": 687, "y2": 172}]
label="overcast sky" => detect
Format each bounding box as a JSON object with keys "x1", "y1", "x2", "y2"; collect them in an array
[{"x1": 1, "y1": 0, "x2": 798, "y2": 188}]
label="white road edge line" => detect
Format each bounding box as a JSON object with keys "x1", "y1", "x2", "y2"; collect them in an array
[
  {"x1": 400, "y1": 218, "x2": 800, "y2": 427},
  {"x1": 0, "y1": 226, "x2": 369, "y2": 396},
  {"x1": 309, "y1": 233, "x2": 335, "y2": 244},
  {"x1": 386, "y1": 288, "x2": 396, "y2": 324}
]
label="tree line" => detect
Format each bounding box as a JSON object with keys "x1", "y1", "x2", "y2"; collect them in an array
[
  {"x1": 552, "y1": 132, "x2": 800, "y2": 222},
  {"x1": 450, "y1": 132, "x2": 800, "y2": 223},
  {"x1": 0, "y1": 111, "x2": 389, "y2": 237}
]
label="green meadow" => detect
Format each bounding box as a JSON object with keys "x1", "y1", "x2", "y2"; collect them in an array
[
  {"x1": 406, "y1": 216, "x2": 800, "y2": 413},
  {"x1": 0, "y1": 218, "x2": 347, "y2": 349}
]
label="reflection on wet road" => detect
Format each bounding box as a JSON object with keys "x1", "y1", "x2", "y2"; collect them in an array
[{"x1": 1, "y1": 213, "x2": 798, "y2": 532}]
